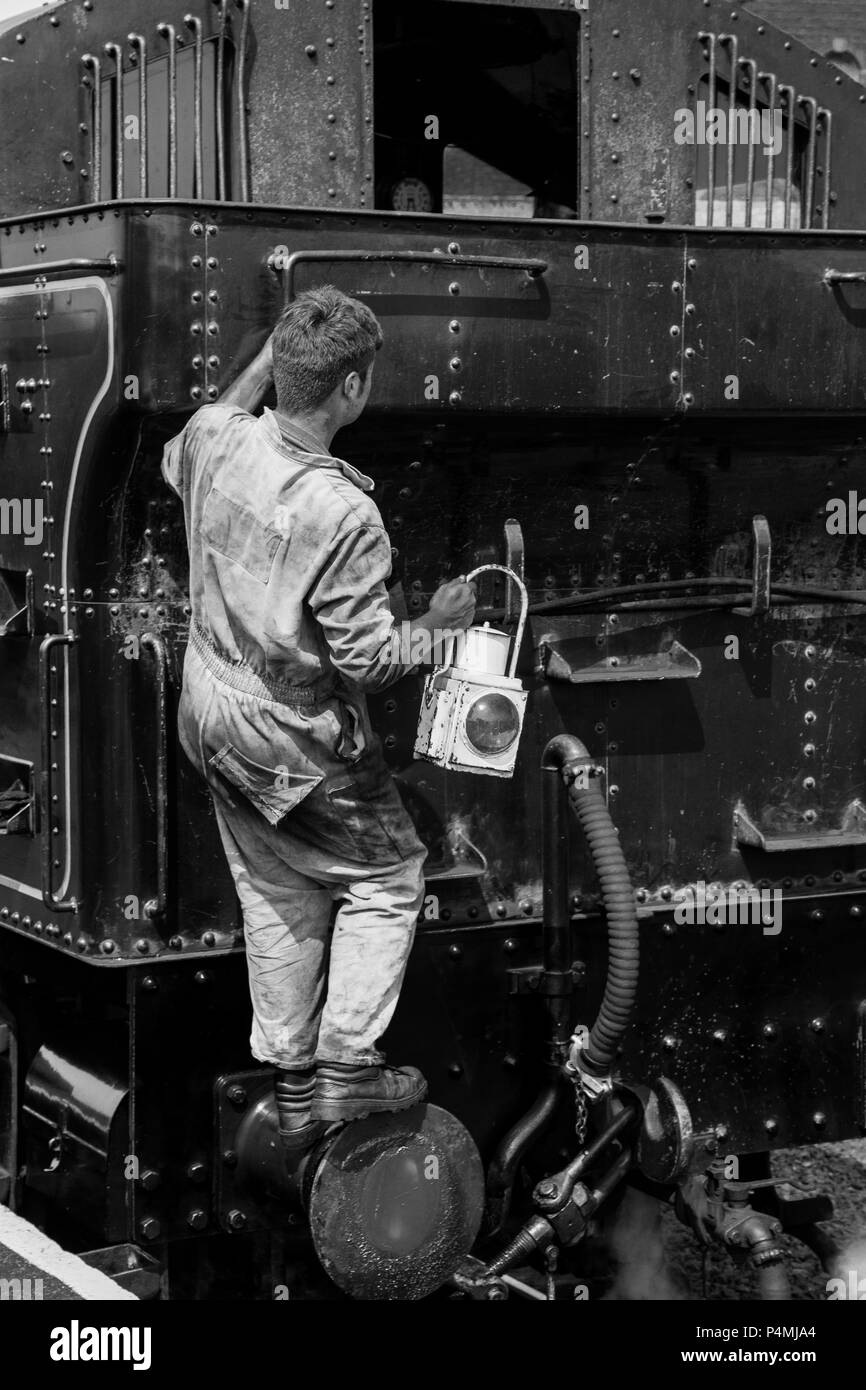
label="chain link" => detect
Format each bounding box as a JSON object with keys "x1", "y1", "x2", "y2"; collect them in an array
[{"x1": 573, "y1": 1077, "x2": 588, "y2": 1148}]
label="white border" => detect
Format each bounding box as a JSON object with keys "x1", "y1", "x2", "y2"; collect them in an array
[{"x1": 0, "y1": 1203, "x2": 138, "y2": 1300}]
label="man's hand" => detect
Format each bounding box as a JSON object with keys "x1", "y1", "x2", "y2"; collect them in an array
[{"x1": 427, "y1": 578, "x2": 476, "y2": 632}]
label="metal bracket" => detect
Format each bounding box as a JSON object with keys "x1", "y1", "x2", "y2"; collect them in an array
[
  {"x1": 732, "y1": 515, "x2": 771, "y2": 617},
  {"x1": 504, "y1": 519, "x2": 524, "y2": 626},
  {"x1": 824, "y1": 269, "x2": 866, "y2": 285},
  {"x1": 734, "y1": 798, "x2": 866, "y2": 851},
  {"x1": 541, "y1": 635, "x2": 701, "y2": 684},
  {"x1": 508, "y1": 962, "x2": 585, "y2": 996},
  {"x1": 564, "y1": 1031, "x2": 614, "y2": 1100}
]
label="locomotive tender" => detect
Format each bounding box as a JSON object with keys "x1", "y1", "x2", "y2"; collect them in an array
[{"x1": 1, "y1": 0, "x2": 866, "y2": 1300}]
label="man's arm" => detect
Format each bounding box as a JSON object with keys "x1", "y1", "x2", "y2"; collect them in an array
[
  {"x1": 307, "y1": 525, "x2": 475, "y2": 693},
  {"x1": 218, "y1": 333, "x2": 274, "y2": 412},
  {"x1": 162, "y1": 334, "x2": 274, "y2": 495}
]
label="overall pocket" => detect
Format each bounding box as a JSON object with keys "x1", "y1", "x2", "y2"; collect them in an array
[
  {"x1": 290, "y1": 753, "x2": 425, "y2": 863},
  {"x1": 208, "y1": 743, "x2": 323, "y2": 827}
]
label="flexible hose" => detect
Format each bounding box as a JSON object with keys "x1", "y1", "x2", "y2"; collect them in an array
[
  {"x1": 564, "y1": 773, "x2": 640, "y2": 1077},
  {"x1": 756, "y1": 1260, "x2": 792, "y2": 1300}
]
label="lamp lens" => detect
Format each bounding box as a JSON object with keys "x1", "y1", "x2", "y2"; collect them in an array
[{"x1": 465, "y1": 693, "x2": 520, "y2": 754}]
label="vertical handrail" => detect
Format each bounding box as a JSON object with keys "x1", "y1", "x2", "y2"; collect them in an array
[
  {"x1": 213, "y1": 0, "x2": 229, "y2": 199},
  {"x1": 738, "y1": 58, "x2": 758, "y2": 226},
  {"x1": 235, "y1": 0, "x2": 251, "y2": 202},
  {"x1": 719, "y1": 34, "x2": 738, "y2": 228},
  {"x1": 157, "y1": 23, "x2": 178, "y2": 198},
  {"x1": 39, "y1": 632, "x2": 79, "y2": 913},
  {"x1": 104, "y1": 42, "x2": 125, "y2": 199},
  {"x1": 819, "y1": 108, "x2": 833, "y2": 230},
  {"x1": 800, "y1": 96, "x2": 818, "y2": 229},
  {"x1": 81, "y1": 55, "x2": 102, "y2": 202},
  {"x1": 185, "y1": 14, "x2": 204, "y2": 198},
  {"x1": 139, "y1": 634, "x2": 169, "y2": 924},
  {"x1": 778, "y1": 84, "x2": 796, "y2": 229},
  {"x1": 698, "y1": 33, "x2": 717, "y2": 227},
  {"x1": 759, "y1": 71, "x2": 778, "y2": 228},
  {"x1": 128, "y1": 33, "x2": 148, "y2": 196}
]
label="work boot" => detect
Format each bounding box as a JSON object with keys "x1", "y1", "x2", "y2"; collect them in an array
[
  {"x1": 274, "y1": 1068, "x2": 327, "y2": 1151},
  {"x1": 312, "y1": 1061, "x2": 428, "y2": 1122}
]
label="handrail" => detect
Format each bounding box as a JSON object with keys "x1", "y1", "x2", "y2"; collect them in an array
[
  {"x1": 268, "y1": 248, "x2": 548, "y2": 303},
  {"x1": 39, "y1": 632, "x2": 79, "y2": 913},
  {"x1": 140, "y1": 633, "x2": 170, "y2": 923},
  {"x1": 824, "y1": 269, "x2": 866, "y2": 285},
  {"x1": 0, "y1": 258, "x2": 122, "y2": 284}
]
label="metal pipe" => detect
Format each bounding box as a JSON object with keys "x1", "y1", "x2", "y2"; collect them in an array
[
  {"x1": 759, "y1": 72, "x2": 778, "y2": 228},
  {"x1": 738, "y1": 58, "x2": 758, "y2": 225},
  {"x1": 486, "y1": 1081, "x2": 563, "y2": 1234},
  {"x1": 542, "y1": 739, "x2": 581, "y2": 1057},
  {"x1": 586, "y1": 1146, "x2": 633, "y2": 1210},
  {"x1": 800, "y1": 96, "x2": 818, "y2": 228},
  {"x1": 39, "y1": 633, "x2": 79, "y2": 913},
  {"x1": 140, "y1": 634, "x2": 169, "y2": 923},
  {"x1": 128, "y1": 33, "x2": 148, "y2": 196},
  {"x1": 559, "y1": 1105, "x2": 636, "y2": 1191},
  {"x1": 235, "y1": 0, "x2": 251, "y2": 202},
  {"x1": 819, "y1": 108, "x2": 832, "y2": 229},
  {"x1": 185, "y1": 14, "x2": 204, "y2": 197},
  {"x1": 103, "y1": 42, "x2": 124, "y2": 198},
  {"x1": 698, "y1": 33, "x2": 717, "y2": 227},
  {"x1": 157, "y1": 23, "x2": 178, "y2": 198},
  {"x1": 81, "y1": 55, "x2": 102, "y2": 201},
  {"x1": 719, "y1": 34, "x2": 738, "y2": 227},
  {"x1": 213, "y1": 0, "x2": 229, "y2": 200},
  {"x1": 778, "y1": 84, "x2": 795, "y2": 229},
  {"x1": 756, "y1": 1261, "x2": 792, "y2": 1300},
  {"x1": 0, "y1": 256, "x2": 122, "y2": 283}
]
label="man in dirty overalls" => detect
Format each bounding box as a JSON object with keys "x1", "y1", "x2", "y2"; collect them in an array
[{"x1": 162, "y1": 286, "x2": 476, "y2": 1148}]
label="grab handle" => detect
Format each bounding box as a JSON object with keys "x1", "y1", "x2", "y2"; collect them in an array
[
  {"x1": 441, "y1": 565, "x2": 529, "y2": 679},
  {"x1": 39, "y1": 632, "x2": 79, "y2": 913},
  {"x1": 140, "y1": 633, "x2": 169, "y2": 923}
]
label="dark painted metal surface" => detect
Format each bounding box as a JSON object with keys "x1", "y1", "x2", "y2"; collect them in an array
[
  {"x1": 1, "y1": 0, "x2": 866, "y2": 1296},
  {"x1": 0, "y1": 208, "x2": 864, "y2": 1167}
]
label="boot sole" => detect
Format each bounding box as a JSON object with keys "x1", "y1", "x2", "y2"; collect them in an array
[{"x1": 311, "y1": 1081, "x2": 428, "y2": 1123}]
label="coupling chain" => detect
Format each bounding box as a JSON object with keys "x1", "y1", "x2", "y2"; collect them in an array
[{"x1": 573, "y1": 1076, "x2": 588, "y2": 1147}]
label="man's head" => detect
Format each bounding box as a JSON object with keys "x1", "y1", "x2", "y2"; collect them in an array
[{"x1": 271, "y1": 285, "x2": 383, "y2": 428}]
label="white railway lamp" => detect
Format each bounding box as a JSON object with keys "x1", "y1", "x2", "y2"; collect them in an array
[{"x1": 414, "y1": 565, "x2": 529, "y2": 778}]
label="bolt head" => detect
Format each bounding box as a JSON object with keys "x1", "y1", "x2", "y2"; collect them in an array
[
  {"x1": 227, "y1": 1085, "x2": 247, "y2": 1107},
  {"x1": 227, "y1": 1209, "x2": 247, "y2": 1231}
]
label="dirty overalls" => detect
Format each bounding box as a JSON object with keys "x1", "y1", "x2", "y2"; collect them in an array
[{"x1": 162, "y1": 404, "x2": 426, "y2": 1069}]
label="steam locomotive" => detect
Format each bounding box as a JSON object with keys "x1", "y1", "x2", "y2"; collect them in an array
[{"x1": 1, "y1": 0, "x2": 865, "y2": 1300}]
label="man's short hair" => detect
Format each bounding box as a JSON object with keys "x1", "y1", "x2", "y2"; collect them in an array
[{"x1": 271, "y1": 285, "x2": 384, "y2": 414}]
